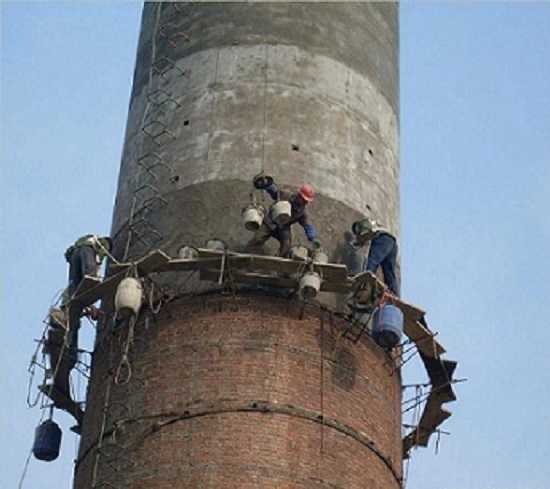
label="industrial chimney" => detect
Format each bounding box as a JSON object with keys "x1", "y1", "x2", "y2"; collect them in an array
[{"x1": 74, "y1": 3, "x2": 401, "y2": 487}]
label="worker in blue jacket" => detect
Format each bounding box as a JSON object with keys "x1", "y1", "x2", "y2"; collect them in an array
[{"x1": 246, "y1": 175, "x2": 321, "y2": 257}]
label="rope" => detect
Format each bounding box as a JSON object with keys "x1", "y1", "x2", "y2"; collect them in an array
[
  {"x1": 114, "y1": 315, "x2": 136, "y2": 386},
  {"x1": 17, "y1": 402, "x2": 50, "y2": 489},
  {"x1": 90, "y1": 377, "x2": 114, "y2": 488},
  {"x1": 319, "y1": 309, "x2": 325, "y2": 479},
  {"x1": 260, "y1": 43, "x2": 268, "y2": 173}
]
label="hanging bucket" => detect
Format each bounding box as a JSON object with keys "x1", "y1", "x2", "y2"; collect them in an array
[
  {"x1": 289, "y1": 245, "x2": 309, "y2": 261},
  {"x1": 205, "y1": 238, "x2": 226, "y2": 252},
  {"x1": 373, "y1": 304, "x2": 403, "y2": 349},
  {"x1": 115, "y1": 278, "x2": 143, "y2": 318},
  {"x1": 178, "y1": 245, "x2": 198, "y2": 260},
  {"x1": 299, "y1": 271, "x2": 321, "y2": 299},
  {"x1": 241, "y1": 204, "x2": 265, "y2": 231},
  {"x1": 33, "y1": 420, "x2": 62, "y2": 461},
  {"x1": 311, "y1": 251, "x2": 328, "y2": 264},
  {"x1": 270, "y1": 201, "x2": 291, "y2": 227}
]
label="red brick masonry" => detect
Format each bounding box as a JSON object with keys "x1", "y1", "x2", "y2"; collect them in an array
[{"x1": 75, "y1": 293, "x2": 402, "y2": 488}]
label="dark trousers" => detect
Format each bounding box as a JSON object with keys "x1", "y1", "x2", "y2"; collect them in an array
[
  {"x1": 68, "y1": 246, "x2": 97, "y2": 296},
  {"x1": 66, "y1": 245, "x2": 96, "y2": 366},
  {"x1": 245, "y1": 223, "x2": 292, "y2": 257},
  {"x1": 364, "y1": 234, "x2": 399, "y2": 296}
]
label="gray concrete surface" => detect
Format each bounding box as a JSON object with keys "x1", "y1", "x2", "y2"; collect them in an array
[{"x1": 111, "y1": 1, "x2": 399, "y2": 282}]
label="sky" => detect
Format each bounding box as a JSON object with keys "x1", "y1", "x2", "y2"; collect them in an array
[{"x1": 2, "y1": 2, "x2": 549, "y2": 489}]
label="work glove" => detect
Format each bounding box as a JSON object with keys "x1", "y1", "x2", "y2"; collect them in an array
[
  {"x1": 253, "y1": 174, "x2": 274, "y2": 189},
  {"x1": 311, "y1": 239, "x2": 322, "y2": 251}
]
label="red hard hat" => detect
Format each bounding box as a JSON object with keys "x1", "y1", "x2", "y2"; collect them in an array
[{"x1": 298, "y1": 184, "x2": 315, "y2": 202}]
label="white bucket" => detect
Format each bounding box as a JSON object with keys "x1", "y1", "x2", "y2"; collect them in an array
[
  {"x1": 241, "y1": 204, "x2": 265, "y2": 231},
  {"x1": 299, "y1": 271, "x2": 321, "y2": 299},
  {"x1": 205, "y1": 238, "x2": 226, "y2": 251},
  {"x1": 177, "y1": 245, "x2": 198, "y2": 260},
  {"x1": 289, "y1": 245, "x2": 309, "y2": 261},
  {"x1": 115, "y1": 278, "x2": 143, "y2": 318},
  {"x1": 270, "y1": 201, "x2": 291, "y2": 227},
  {"x1": 311, "y1": 251, "x2": 328, "y2": 264}
]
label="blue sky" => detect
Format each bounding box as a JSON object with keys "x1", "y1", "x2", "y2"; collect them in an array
[{"x1": 2, "y1": 2, "x2": 549, "y2": 489}]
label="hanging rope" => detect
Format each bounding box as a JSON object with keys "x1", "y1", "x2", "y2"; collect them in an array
[
  {"x1": 318, "y1": 308, "x2": 325, "y2": 481},
  {"x1": 114, "y1": 314, "x2": 137, "y2": 386}
]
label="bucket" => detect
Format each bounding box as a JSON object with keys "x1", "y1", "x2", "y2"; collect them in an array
[
  {"x1": 115, "y1": 278, "x2": 143, "y2": 318},
  {"x1": 289, "y1": 245, "x2": 309, "y2": 261},
  {"x1": 299, "y1": 271, "x2": 321, "y2": 299},
  {"x1": 311, "y1": 251, "x2": 328, "y2": 264},
  {"x1": 205, "y1": 238, "x2": 226, "y2": 252},
  {"x1": 270, "y1": 201, "x2": 291, "y2": 227},
  {"x1": 241, "y1": 204, "x2": 265, "y2": 231},
  {"x1": 33, "y1": 420, "x2": 62, "y2": 461},
  {"x1": 373, "y1": 304, "x2": 403, "y2": 348},
  {"x1": 178, "y1": 245, "x2": 198, "y2": 260}
]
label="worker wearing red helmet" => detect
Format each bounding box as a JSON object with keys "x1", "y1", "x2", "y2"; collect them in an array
[{"x1": 246, "y1": 175, "x2": 321, "y2": 257}]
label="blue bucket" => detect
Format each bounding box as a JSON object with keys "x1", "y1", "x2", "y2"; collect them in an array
[
  {"x1": 373, "y1": 304, "x2": 403, "y2": 348},
  {"x1": 33, "y1": 420, "x2": 62, "y2": 461}
]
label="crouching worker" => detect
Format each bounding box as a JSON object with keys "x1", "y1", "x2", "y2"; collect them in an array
[
  {"x1": 245, "y1": 174, "x2": 321, "y2": 257},
  {"x1": 352, "y1": 218, "x2": 399, "y2": 297}
]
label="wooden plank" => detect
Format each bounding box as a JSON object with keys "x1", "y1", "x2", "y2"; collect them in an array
[
  {"x1": 312, "y1": 262, "x2": 349, "y2": 282},
  {"x1": 402, "y1": 393, "x2": 452, "y2": 454},
  {"x1": 39, "y1": 383, "x2": 84, "y2": 425},
  {"x1": 156, "y1": 257, "x2": 224, "y2": 272},
  {"x1": 135, "y1": 249, "x2": 171, "y2": 274},
  {"x1": 72, "y1": 250, "x2": 171, "y2": 308},
  {"x1": 200, "y1": 269, "x2": 298, "y2": 289},
  {"x1": 108, "y1": 249, "x2": 171, "y2": 274},
  {"x1": 197, "y1": 249, "x2": 349, "y2": 280},
  {"x1": 403, "y1": 318, "x2": 446, "y2": 357},
  {"x1": 394, "y1": 299, "x2": 426, "y2": 322},
  {"x1": 320, "y1": 279, "x2": 353, "y2": 294},
  {"x1": 73, "y1": 276, "x2": 102, "y2": 296}
]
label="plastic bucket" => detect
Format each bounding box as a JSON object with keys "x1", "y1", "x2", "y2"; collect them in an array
[
  {"x1": 270, "y1": 201, "x2": 291, "y2": 227},
  {"x1": 115, "y1": 278, "x2": 143, "y2": 318},
  {"x1": 373, "y1": 304, "x2": 403, "y2": 348},
  {"x1": 241, "y1": 204, "x2": 265, "y2": 231},
  {"x1": 289, "y1": 245, "x2": 309, "y2": 261},
  {"x1": 299, "y1": 271, "x2": 321, "y2": 299},
  {"x1": 177, "y1": 245, "x2": 198, "y2": 260},
  {"x1": 33, "y1": 420, "x2": 62, "y2": 461},
  {"x1": 311, "y1": 251, "x2": 328, "y2": 264},
  {"x1": 205, "y1": 238, "x2": 226, "y2": 251}
]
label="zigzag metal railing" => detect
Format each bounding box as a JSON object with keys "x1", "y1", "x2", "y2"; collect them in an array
[{"x1": 124, "y1": 3, "x2": 190, "y2": 259}]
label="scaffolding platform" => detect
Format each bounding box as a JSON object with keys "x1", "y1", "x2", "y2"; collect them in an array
[{"x1": 44, "y1": 247, "x2": 456, "y2": 456}]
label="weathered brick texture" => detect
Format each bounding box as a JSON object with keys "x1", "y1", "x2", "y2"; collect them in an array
[{"x1": 75, "y1": 294, "x2": 402, "y2": 488}]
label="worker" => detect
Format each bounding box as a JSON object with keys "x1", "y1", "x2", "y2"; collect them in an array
[
  {"x1": 246, "y1": 174, "x2": 321, "y2": 257},
  {"x1": 65, "y1": 234, "x2": 113, "y2": 297},
  {"x1": 351, "y1": 217, "x2": 399, "y2": 296},
  {"x1": 63, "y1": 234, "x2": 112, "y2": 367}
]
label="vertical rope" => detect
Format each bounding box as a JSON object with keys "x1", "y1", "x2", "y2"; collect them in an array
[
  {"x1": 90, "y1": 378, "x2": 114, "y2": 488},
  {"x1": 204, "y1": 46, "x2": 220, "y2": 179},
  {"x1": 319, "y1": 309, "x2": 325, "y2": 481},
  {"x1": 260, "y1": 43, "x2": 269, "y2": 173}
]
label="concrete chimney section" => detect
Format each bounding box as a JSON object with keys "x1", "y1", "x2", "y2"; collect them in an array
[
  {"x1": 75, "y1": 3, "x2": 401, "y2": 488},
  {"x1": 111, "y1": 2, "x2": 398, "y2": 265}
]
